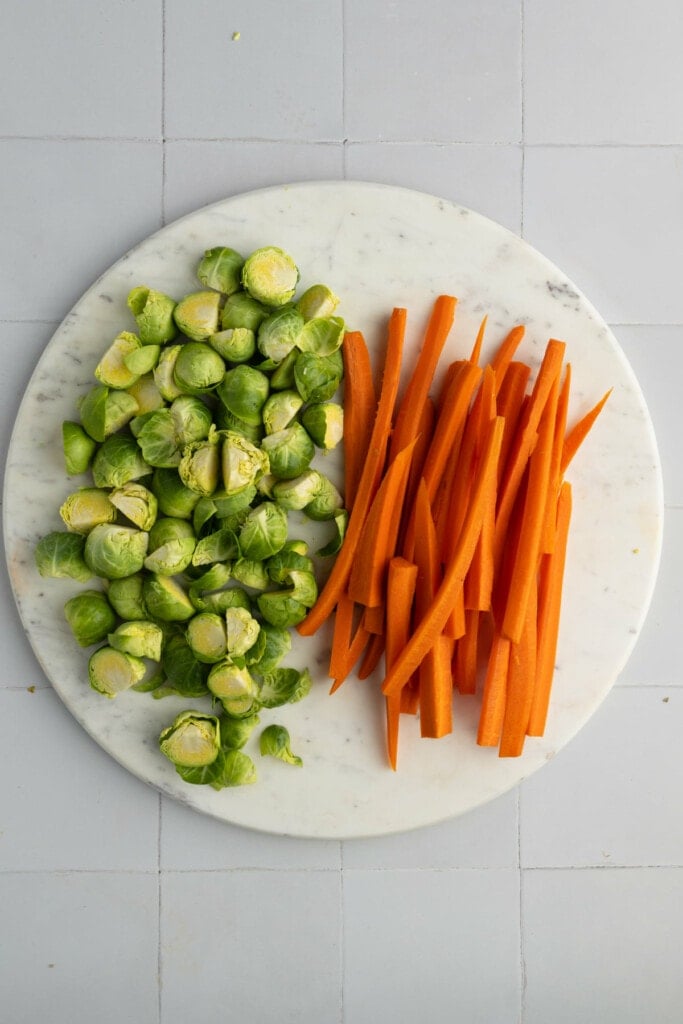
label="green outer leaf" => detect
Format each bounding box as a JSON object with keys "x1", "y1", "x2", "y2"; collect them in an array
[{"x1": 259, "y1": 724, "x2": 303, "y2": 766}]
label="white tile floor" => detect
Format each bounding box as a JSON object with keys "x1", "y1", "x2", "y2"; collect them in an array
[{"x1": 1, "y1": 1, "x2": 680, "y2": 1021}]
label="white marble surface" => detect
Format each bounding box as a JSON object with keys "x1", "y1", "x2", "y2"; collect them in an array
[{"x1": 1, "y1": 2, "x2": 681, "y2": 1022}]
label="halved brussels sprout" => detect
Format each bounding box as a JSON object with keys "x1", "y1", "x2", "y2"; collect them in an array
[
  {"x1": 94, "y1": 331, "x2": 142, "y2": 389},
  {"x1": 159, "y1": 710, "x2": 221, "y2": 767},
  {"x1": 238, "y1": 502, "x2": 288, "y2": 560},
  {"x1": 221, "y1": 431, "x2": 269, "y2": 494},
  {"x1": 210, "y1": 486, "x2": 257, "y2": 519},
  {"x1": 64, "y1": 590, "x2": 117, "y2": 647},
  {"x1": 271, "y1": 469, "x2": 322, "y2": 511},
  {"x1": 137, "y1": 395, "x2": 212, "y2": 468},
  {"x1": 186, "y1": 611, "x2": 227, "y2": 664},
  {"x1": 217, "y1": 365, "x2": 270, "y2": 426},
  {"x1": 91, "y1": 433, "x2": 151, "y2": 489},
  {"x1": 127, "y1": 286, "x2": 177, "y2": 344},
  {"x1": 109, "y1": 482, "x2": 158, "y2": 531},
  {"x1": 304, "y1": 474, "x2": 344, "y2": 521},
  {"x1": 151, "y1": 467, "x2": 201, "y2": 520},
  {"x1": 173, "y1": 342, "x2": 225, "y2": 394},
  {"x1": 258, "y1": 667, "x2": 312, "y2": 708},
  {"x1": 259, "y1": 724, "x2": 303, "y2": 766},
  {"x1": 153, "y1": 344, "x2": 183, "y2": 401},
  {"x1": 62, "y1": 421, "x2": 97, "y2": 475},
  {"x1": 231, "y1": 558, "x2": 270, "y2": 591},
  {"x1": 266, "y1": 544, "x2": 314, "y2": 582},
  {"x1": 220, "y1": 290, "x2": 269, "y2": 332},
  {"x1": 317, "y1": 508, "x2": 348, "y2": 556},
  {"x1": 208, "y1": 327, "x2": 255, "y2": 364},
  {"x1": 269, "y1": 347, "x2": 299, "y2": 390},
  {"x1": 107, "y1": 572, "x2": 148, "y2": 620},
  {"x1": 197, "y1": 246, "x2": 244, "y2": 295},
  {"x1": 126, "y1": 373, "x2": 166, "y2": 414},
  {"x1": 160, "y1": 631, "x2": 210, "y2": 698},
  {"x1": 296, "y1": 316, "x2": 345, "y2": 356},
  {"x1": 257, "y1": 306, "x2": 304, "y2": 362},
  {"x1": 226, "y1": 606, "x2": 260, "y2": 657},
  {"x1": 59, "y1": 487, "x2": 116, "y2": 534},
  {"x1": 262, "y1": 390, "x2": 303, "y2": 435},
  {"x1": 89, "y1": 645, "x2": 146, "y2": 698},
  {"x1": 296, "y1": 283, "x2": 340, "y2": 321},
  {"x1": 178, "y1": 436, "x2": 220, "y2": 496},
  {"x1": 214, "y1": 405, "x2": 264, "y2": 443},
  {"x1": 301, "y1": 402, "x2": 344, "y2": 449},
  {"x1": 173, "y1": 290, "x2": 221, "y2": 341},
  {"x1": 207, "y1": 659, "x2": 259, "y2": 718},
  {"x1": 191, "y1": 527, "x2": 239, "y2": 567},
  {"x1": 145, "y1": 517, "x2": 196, "y2": 575},
  {"x1": 293, "y1": 350, "x2": 343, "y2": 403},
  {"x1": 245, "y1": 622, "x2": 291, "y2": 672},
  {"x1": 35, "y1": 531, "x2": 92, "y2": 582},
  {"x1": 220, "y1": 713, "x2": 260, "y2": 750},
  {"x1": 242, "y1": 246, "x2": 299, "y2": 307},
  {"x1": 79, "y1": 385, "x2": 138, "y2": 442},
  {"x1": 123, "y1": 344, "x2": 161, "y2": 376},
  {"x1": 143, "y1": 574, "x2": 195, "y2": 621},
  {"x1": 108, "y1": 620, "x2": 164, "y2": 660},
  {"x1": 257, "y1": 587, "x2": 309, "y2": 628},
  {"x1": 84, "y1": 523, "x2": 149, "y2": 580},
  {"x1": 261, "y1": 423, "x2": 314, "y2": 480}
]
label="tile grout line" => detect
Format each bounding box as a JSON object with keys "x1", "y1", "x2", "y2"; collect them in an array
[{"x1": 3, "y1": 135, "x2": 683, "y2": 148}]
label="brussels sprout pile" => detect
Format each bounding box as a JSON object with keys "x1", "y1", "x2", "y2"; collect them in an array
[{"x1": 34, "y1": 244, "x2": 348, "y2": 789}]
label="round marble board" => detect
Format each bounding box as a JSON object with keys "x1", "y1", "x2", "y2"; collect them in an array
[{"x1": 3, "y1": 182, "x2": 663, "y2": 838}]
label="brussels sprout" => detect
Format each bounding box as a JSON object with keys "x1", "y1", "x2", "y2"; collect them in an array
[
  {"x1": 220, "y1": 713, "x2": 260, "y2": 750},
  {"x1": 262, "y1": 390, "x2": 303, "y2": 435},
  {"x1": 257, "y1": 306, "x2": 304, "y2": 362},
  {"x1": 221, "y1": 431, "x2": 269, "y2": 494},
  {"x1": 89, "y1": 645, "x2": 146, "y2": 698},
  {"x1": 173, "y1": 290, "x2": 221, "y2": 341},
  {"x1": 145, "y1": 517, "x2": 196, "y2": 575},
  {"x1": 293, "y1": 349, "x2": 344, "y2": 404},
  {"x1": 123, "y1": 343, "x2": 161, "y2": 376},
  {"x1": 59, "y1": 487, "x2": 116, "y2": 534},
  {"x1": 108, "y1": 620, "x2": 164, "y2": 660},
  {"x1": 35, "y1": 532, "x2": 92, "y2": 582},
  {"x1": 174, "y1": 747, "x2": 257, "y2": 788},
  {"x1": 261, "y1": 423, "x2": 314, "y2": 480},
  {"x1": 160, "y1": 630, "x2": 210, "y2": 697},
  {"x1": 126, "y1": 373, "x2": 166, "y2": 414},
  {"x1": 285, "y1": 569, "x2": 318, "y2": 607},
  {"x1": 214, "y1": 405, "x2": 264, "y2": 443},
  {"x1": 255, "y1": 472, "x2": 277, "y2": 499},
  {"x1": 272, "y1": 469, "x2": 322, "y2": 511},
  {"x1": 137, "y1": 395, "x2": 212, "y2": 468},
  {"x1": 256, "y1": 567, "x2": 316, "y2": 627},
  {"x1": 238, "y1": 502, "x2": 288, "y2": 560},
  {"x1": 296, "y1": 316, "x2": 345, "y2": 356},
  {"x1": 94, "y1": 331, "x2": 142, "y2": 389},
  {"x1": 209, "y1": 327, "x2": 255, "y2": 363},
  {"x1": 301, "y1": 402, "x2": 344, "y2": 449},
  {"x1": 191, "y1": 527, "x2": 239, "y2": 567},
  {"x1": 153, "y1": 344, "x2": 183, "y2": 401},
  {"x1": 151, "y1": 468, "x2": 202, "y2": 519},
  {"x1": 186, "y1": 611, "x2": 227, "y2": 664},
  {"x1": 173, "y1": 342, "x2": 225, "y2": 394},
  {"x1": 190, "y1": 575, "x2": 250, "y2": 616},
  {"x1": 64, "y1": 590, "x2": 117, "y2": 647},
  {"x1": 266, "y1": 544, "x2": 314, "y2": 582},
  {"x1": 231, "y1": 558, "x2": 269, "y2": 590},
  {"x1": 197, "y1": 246, "x2": 244, "y2": 295},
  {"x1": 317, "y1": 508, "x2": 348, "y2": 556},
  {"x1": 242, "y1": 246, "x2": 299, "y2": 307},
  {"x1": 62, "y1": 421, "x2": 97, "y2": 475},
  {"x1": 226, "y1": 606, "x2": 260, "y2": 657},
  {"x1": 216, "y1": 365, "x2": 270, "y2": 426},
  {"x1": 127, "y1": 286, "x2": 177, "y2": 344},
  {"x1": 84, "y1": 523, "x2": 149, "y2": 580},
  {"x1": 259, "y1": 724, "x2": 303, "y2": 766},
  {"x1": 159, "y1": 710, "x2": 220, "y2": 767},
  {"x1": 109, "y1": 482, "x2": 158, "y2": 531},
  {"x1": 245, "y1": 622, "x2": 291, "y2": 672},
  {"x1": 107, "y1": 573, "x2": 148, "y2": 620},
  {"x1": 269, "y1": 347, "x2": 299, "y2": 390},
  {"x1": 207, "y1": 659, "x2": 259, "y2": 718},
  {"x1": 143, "y1": 574, "x2": 196, "y2": 621},
  {"x1": 187, "y1": 563, "x2": 232, "y2": 608},
  {"x1": 210, "y1": 486, "x2": 257, "y2": 519},
  {"x1": 92, "y1": 433, "x2": 151, "y2": 489},
  {"x1": 79, "y1": 384, "x2": 139, "y2": 442},
  {"x1": 220, "y1": 290, "x2": 269, "y2": 332},
  {"x1": 260, "y1": 668, "x2": 312, "y2": 709},
  {"x1": 178, "y1": 436, "x2": 220, "y2": 496},
  {"x1": 304, "y1": 474, "x2": 344, "y2": 521},
  {"x1": 296, "y1": 283, "x2": 340, "y2": 321}
]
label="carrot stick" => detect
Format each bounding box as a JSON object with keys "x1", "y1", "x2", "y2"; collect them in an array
[
  {"x1": 490, "y1": 325, "x2": 526, "y2": 391},
  {"x1": 435, "y1": 359, "x2": 466, "y2": 413},
  {"x1": 403, "y1": 396, "x2": 436, "y2": 541},
  {"x1": 469, "y1": 315, "x2": 487, "y2": 365},
  {"x1": 453, "y1": 608, "x2": 480, "y2": 694},
  {"x1": 477, "y1": 630, "x2": 511, "y2": 746},
  {"x1": 357, "y1": 631, "x2": 385, "y2": 680},
  {"x1": 363, "y1": 603, "x2": 385, "y2": 635},
  {"x1": 420, "y1": 636, "x2": 454, "y2": 737},
  {"x1": 527, "y1": 481, "x2": 572, "y2": 736},
  {"x1": 560, "y1": 388, "x2": 611, "y2": 475},
  {"x1": 385, "y1": 557, "x2": 418, "y2": 768},
  {"x1": 329, "y1": 614, "x2": 371, "y2": 693},
  {"x1": 342, "y1": 330, "x2": 376, "y2": 508},
  {"x1": 501, "y1": 372, "x2": 559, "y2": 644},
  {"x1": 328, "y1": 591, "x2": 356, "y2": 681},
  {"x1": 347, "y1": 437, "x2": 418, "y2": 608},
  {"x1": 496, "y1": 362, "x2": 531, "y2": 485},
  {"x1": 498, "y1": 576, "x2": 538, "y2": 757},
  {"x1": 401, "y1": 681, "x2": 420, "y2": 715},
  {"x1": 297, "y1": 307, "x2": 407, "y2": 636},
  {"x1": 382, "y1": 415, "x2": 504, "y2": 699},
  {"x1": 542, "y1": 363, "x2": 571, "y2": 554}
]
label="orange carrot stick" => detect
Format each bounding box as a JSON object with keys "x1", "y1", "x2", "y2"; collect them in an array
[
  {"x1": 420, "y1": 635, "x2": 454, "y2": 737},
  {"x1": 469, "y1": 315, "x2": 488, "y2": 365},
  {"x1": 357, "y1": 630, "x2": 385, "y2": 680},
  {"x1": 329, "y1": 616, "x2": 371, "y2": 693},
  {"x1": 298, "y1": 307, "x2": 407, "y2": 636},
  {"x1": 382, "y1": 415, "x2": 504, "y2": 699},
  {"x1": 385, "y1": 557, "x2": 418, "y2": 768},
  {"x1": 342, "y1": 330, "x2": 376, "y2": 508},
  {"x1": 490, "y1": 325, "x2": 526, "y2": 391},
  {"x1": 363, "y1": 603, "x2": 385, "y2": 636},
  {"x1": 453, "y1": 608, "x2": 480, "y2": 694},
  {"x1": 560, "y1": 388, "x2": 611, "y2": 475},
  {"x1": 498, "y1": 576, "x2": 538, "y2": 757},
  {"x1": 496, "y1": 361, "x2": 531, "y2": 485},
  {"x1": 328, "y1": 591, "x2": 356, "y2": 681},
  {"x1": 527, "y1": 481, "x2": 572, "y2": 736},
  {"x1": 477, "y1": 630, "x2": 512, "y2": 746},
  {"x1": 541, "y1": 363, "x2": 571, "y2": 554}
]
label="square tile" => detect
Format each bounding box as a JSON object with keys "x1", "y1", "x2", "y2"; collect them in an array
[
  {"x1": 342, "y1": 789, "x2": 518, "y2": 869},
  {"x1": 344, "y1": 869, "x2": 520, "y2": 1024},
  {"x1": 161, "y1": 871, "x2": 340, "y2": 1024},
  {"x1": 164, "y1": 0, "x2": 343, "y2": 140},
  {"x1": 618, "y1": 509, "x2": 683, "y2": 686},
  {"x1": 0, "y1": 872, "x2": 158, "y2": 1024},
  {"x1": 344, "y1": 0, "x2": 521, "y2": 143},
  {"x1": 163, "y1": 140, "x2": 344, "y2": 223},
  {"x1": 524, "y1": 0, "x2": 683, "y2": 144},
  {"x1": 523, "y1": 867, "x2": 683, "y2": 1023},
  {"x1": 0, "y1": 0, "x2": 162, "y2": 138},
  {"x1": 0, "y1": 689, "x2": 159, "y2": 871},
  {"x1": 0, "y1": 140, "x2": 162, "y2": 321},
  {"x1": 523, "y1": 147, "x2": 683, "y2": 324},
  {"x1": 346, "y1": 143, "x2": 523, "y2": 234},
  {"x1": 520, "y1": 688, "x2": 683, "y2": 868},
  {"x1": 615, "y1": 325, "x2": 683, "y2": 507}
]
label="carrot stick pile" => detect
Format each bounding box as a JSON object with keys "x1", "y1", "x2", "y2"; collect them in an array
[{"x1": 297, "y1": 297, "x2": 610, "y2": 768}]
